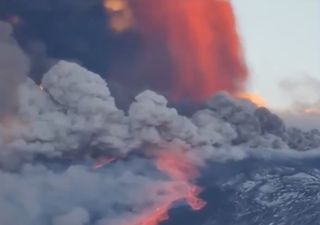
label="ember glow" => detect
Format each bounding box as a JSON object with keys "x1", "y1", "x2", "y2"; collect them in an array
[
  {"x1": 236, "y1": 92, "x2": 267, "y2": 107},
  {"x1": 0, "y1": 116, "x2": 27, "y2": 143},
  {"x1": 154, "y1": 150, "x2": 206, "y2": 212},
  {"x1": 304, "y1": 108, "x2": 320, "y2": 115},
  {"x1": 131, "y1": 0, "x2": 247, "y2": 101},
  {"x1": 93, "y1": 156, "x2": 116, "y2": 169},
  {"x1": 104, "y1": 0, "x2": 135, "y2": 32},
  {"x1": 128, "y1": 149, "x2": 206, "y2": 225}
]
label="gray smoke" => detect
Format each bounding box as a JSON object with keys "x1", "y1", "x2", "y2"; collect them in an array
[
  {"x1": 0, "y1": 61, "x2": 320, "y2": 225},
  {"x1": 279, "y1": 75, "x2": 320, "y2": 130},
  {"x1": 0, "y1": 159, "x2": 182, "y2": 225},
  {"x1": 0, "y1": 21, "x2": 29, "y2": 115}
]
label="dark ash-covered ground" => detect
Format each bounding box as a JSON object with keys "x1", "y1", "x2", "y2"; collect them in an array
[{"x1": 165, "y1": 157, "x2": 320, "y2": 225}]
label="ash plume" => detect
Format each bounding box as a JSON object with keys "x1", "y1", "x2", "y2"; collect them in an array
[
  {"x1": 0, "y1": 61, "x2": 319, "y2": 225},
  {"x1": 0, "y1": 0, "x2": 247, "y2": 106},
  {"x1": 0, "y1": 21, "x2": 29, "y2": 116},
  {"x1": 0, "y1": 0, "x2": 140, "y2": 100},
  {"x1": 0, "y1": 1, "x2": 319, "y2": 224}
]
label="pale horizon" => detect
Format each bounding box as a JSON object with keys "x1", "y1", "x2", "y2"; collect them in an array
[{"x1": 232, "y1": 0, "x2": 320, "y2": 110}]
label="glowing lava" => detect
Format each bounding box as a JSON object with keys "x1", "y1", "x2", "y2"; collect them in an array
[
  {"x1": 237, "y1": 92, "x2": 267, "y2": 107},
  {"x1": 129, "y1": 149, "x2": 206, "y2": 225},
  {"x1": 131, "y1": 0, "x2": 247, "y2": 101},
  {"x1": 104, "y1": 0, "x2": 135, "y2": 32},
  {"x1": 154, "y1": 150, "x2": 206, "y2": 211}
]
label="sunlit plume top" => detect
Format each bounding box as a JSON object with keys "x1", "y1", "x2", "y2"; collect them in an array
[
  {"x1": 236, "y1": 92, "x2": 267, "y2": 108},
  {"x1": 103, "y1": 0, "x2": 135, "y2": 32},
  {"x1": 304, "y1": 108, "x2": 320, "y2": 115}
]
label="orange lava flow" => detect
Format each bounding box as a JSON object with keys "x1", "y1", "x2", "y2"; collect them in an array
[
  {"x1": 129, "y1": 150, "x2": 206, "y2": 225},
  {"x1": 154, "y1": 151, "x2": 206, "y2": 211},
  {"x1": 132, "y1": 0, "x2": 247, "y2": 101}
]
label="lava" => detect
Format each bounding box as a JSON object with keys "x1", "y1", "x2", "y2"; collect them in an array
[
  {"x1": 154, "y1": 150, "x2": 206, "y2": 211},
  {"x1": 236, "y1": 92, "x2": 267, "y2": 107},
  {"x1": 128, "y1": 149, "x2": 206, "y2": 225},
  {"x1": 130, "y1": 0, "x2": 247, "y2": 101}
]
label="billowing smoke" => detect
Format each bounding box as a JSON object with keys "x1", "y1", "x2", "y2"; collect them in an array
[
  {"x1": 0, "y1": 1, "x2": 319, "y2": 224},
  {"x1": 0, "y1": 61, "x2": 319, "y2": 225},
  {"x1": 0, "y1": 0, "x2": 247, "y2": 105}
]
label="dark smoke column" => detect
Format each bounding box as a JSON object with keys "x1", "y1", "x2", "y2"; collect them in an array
[
  {"x1": 1, "y1": 0, "x2": 248, "y2": 105},
  {"x1": 0, "y1": 0, "x2": 139, "y2": 83}
]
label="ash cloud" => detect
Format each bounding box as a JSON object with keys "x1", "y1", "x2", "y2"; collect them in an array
[
  {"x1": 1, "y1": 61, "x2": 319, "y2": 165},
  {"x1": 0, "y1": 62, "x2": 319, "y2": 224},
  {"x1": 0, "y1": 21, "x2": 29, "y2": 115},
  {"x1": 0, "y1": 0, "x2": 139, "y2": 81},
  {"x1": 0, "y1": 0, "x2": 248, "y2": 107},
  {"x1": 1, "y1": 2, "x2": 320, "y2": 224},
  {"x1": 0, "y1": 159, "x2": 176, "y2": 225},
  {"x1": 280, "y1": 75, "x2": 320, "y2": 109},
  {"x1": 279, "y1": 75, "x2": 320, "y2": 130}
]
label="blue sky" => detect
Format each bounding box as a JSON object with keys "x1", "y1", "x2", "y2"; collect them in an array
[{"x1": 232, "y1": 0, "x2": 320, "y2": 109}]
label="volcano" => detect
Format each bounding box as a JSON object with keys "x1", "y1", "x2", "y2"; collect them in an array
[{"x1": 0, "y1": 1, "x2": 319, "y2": 225}]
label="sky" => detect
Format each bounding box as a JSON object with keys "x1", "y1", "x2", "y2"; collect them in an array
[{"x1": 232, "y1": 0, "x2": 320, "y2": 110}]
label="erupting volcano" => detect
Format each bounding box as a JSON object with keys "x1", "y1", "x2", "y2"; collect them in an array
[
  {"x1": 0, "y1": 1, "x2": 319, "y2": 225},
  {"x1": 129, "y1": 0, "x2": 248, "y2": 101}
]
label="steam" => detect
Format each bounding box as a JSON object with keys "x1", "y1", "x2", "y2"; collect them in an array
[{"x1": 0, "y1": 62, "x2": 319, "y2": 224}]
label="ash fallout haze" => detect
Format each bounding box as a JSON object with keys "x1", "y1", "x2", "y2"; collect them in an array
[{"x1": 0, "y1": 1, "x2": 319, "y2": 225}]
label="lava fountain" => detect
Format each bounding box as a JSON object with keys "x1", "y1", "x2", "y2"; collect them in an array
[{"x1": 129, "y1": 0, "x2": 248, "y2": 101}]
